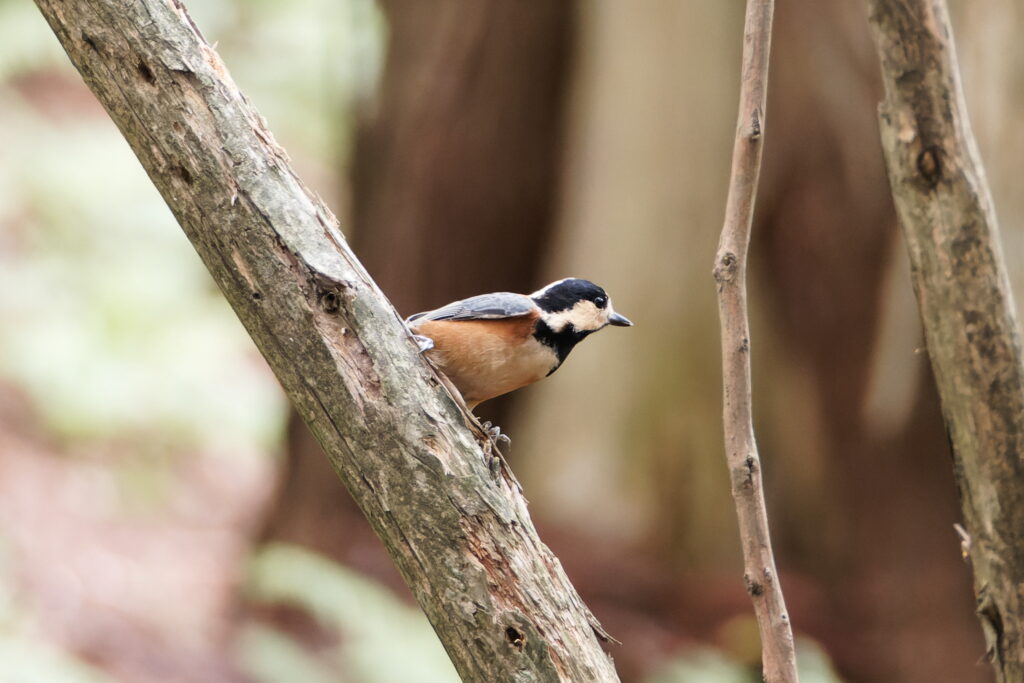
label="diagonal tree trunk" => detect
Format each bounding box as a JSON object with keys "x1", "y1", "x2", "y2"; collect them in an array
[
  {"x1": 32, "y1": 0, "x2": 618, "y2": 680},
  {"x1": 867, "y1": 0, "x2": 1024, "y2": 679}
]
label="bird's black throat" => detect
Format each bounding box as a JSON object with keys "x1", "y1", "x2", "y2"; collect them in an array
[{"x1": 533, "y1": 319, "x2": 592, "y2": 375}]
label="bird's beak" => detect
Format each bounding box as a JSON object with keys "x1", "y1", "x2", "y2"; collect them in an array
[{"x1": 608, "y1": 312, "x2": 633, "y2": 327}]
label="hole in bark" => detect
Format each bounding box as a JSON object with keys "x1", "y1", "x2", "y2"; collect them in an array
[
  {"x1": 251, "y1": 291, "x2": 262, "y2": 301},
  {"x1": 917, "y1": 146, "x2": 943, "y2": 188},
  {"x1": 505, "y1": 626, "x2": 525, "y2": 651},
  {"x1": 81, "y1": 32, "x2": 98, "y2": 51},
  {"x1": 171, "y1": 165, "x2": 193, "y2": 185},
  {"x1": 138, "y1": 62, "x2": 157, "y2": 85},
  {"x1": 319, "y1": 290, "x2": 340, "y2": 314}
]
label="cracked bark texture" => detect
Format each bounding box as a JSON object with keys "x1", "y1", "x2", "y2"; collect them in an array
[
  {"x1": 867, "y1": 0, "x2": 1024, "y2": 679},
  {"x1": 32, "y1": 1, "x2": 619, "y2": 681}
]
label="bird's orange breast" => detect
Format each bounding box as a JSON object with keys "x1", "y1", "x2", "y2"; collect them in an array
[{"x1": 410, "y1": 316, "x2": 558, "y2": 409}]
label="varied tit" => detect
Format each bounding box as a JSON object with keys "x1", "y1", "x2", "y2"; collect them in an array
[{"x1": 407, "y1": 278, "x2": 633, "y2": 410}]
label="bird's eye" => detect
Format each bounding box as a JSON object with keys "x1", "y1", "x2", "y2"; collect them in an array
[{"x1": 594, "y1": 296, "x2": 607, "y2": 308}]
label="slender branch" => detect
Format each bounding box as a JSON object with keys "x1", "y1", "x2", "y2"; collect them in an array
[
  {"x1": 866, "y1": 1, "x2": 1024, "y2": 679},
  {"x1": 32, "y1": 1, "x2": 619, "y2": 680},
  {"x1": 712, "y1": 1, "x2": 799, "y2": 681}
]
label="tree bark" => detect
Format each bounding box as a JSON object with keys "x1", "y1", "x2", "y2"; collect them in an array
[
  {"x1": 32, "y1": 1, "x2": 618, "y2": 680},
  {"x1": 867, "y1": 0, "x2": 1024, "y2": 679},
  {"x1": 712, "y1": 1, "x2": 799, "y2": 681}
]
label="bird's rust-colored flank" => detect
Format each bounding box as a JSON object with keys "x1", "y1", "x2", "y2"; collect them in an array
[
  {"x1": 408, "y1": 278, "x2": 631, "y2": 410},
  {"x1": 412, "y1": 313, "x2": 557, "y2": 409}
]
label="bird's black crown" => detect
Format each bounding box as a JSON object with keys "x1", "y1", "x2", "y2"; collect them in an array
[{"x1": 532, "y1": 278, "x2": 609, "y2": 313}]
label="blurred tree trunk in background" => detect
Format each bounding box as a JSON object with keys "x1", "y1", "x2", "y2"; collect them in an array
[
  {"x1": 514, "y1": 1, "x2": 991, "y2": 681},
  {"x1": 954, "y1": 0, "x2": 1024, "y2": 300},
  {"x1": 514, "y1": 0, "x2": 743, "y2": 568},
  {"x1": 755, "y1": 3, "x2": 984, "y2": 681},
  {"x1": 259, "y1": 0, "x2": 575, "y2": 585},
  {"x1": 511, "y1": 3, "x2": 748, "y2": 678}
]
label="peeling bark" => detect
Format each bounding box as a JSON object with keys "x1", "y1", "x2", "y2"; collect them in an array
[
  {"x1": 32, "y1": 1, "x2": 618, "y2": 680},
  {"x1": 867, "y1": 1, "x2": 1024, "y2": 679}
]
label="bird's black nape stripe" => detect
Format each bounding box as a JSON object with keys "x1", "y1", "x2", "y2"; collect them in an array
[
  {"x1": 534, "y1": 319, "x2": 592, "y2": 373},
  {"x1": 533, "y1": 278, "x2": 608, "y2": 313}
]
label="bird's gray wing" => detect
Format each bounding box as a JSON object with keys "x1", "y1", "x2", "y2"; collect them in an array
[{"x1": 406, "y1": 293, "x2": 535, "y2": 323}]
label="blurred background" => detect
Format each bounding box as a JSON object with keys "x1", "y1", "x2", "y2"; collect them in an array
[{"x1": 0, "y1": 0, "x2": 1021, "y2": 681}]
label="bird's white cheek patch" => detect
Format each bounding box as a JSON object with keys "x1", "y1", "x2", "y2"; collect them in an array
[{"x1": 544, "y1": 300, "x2": 607, "y2": 332}]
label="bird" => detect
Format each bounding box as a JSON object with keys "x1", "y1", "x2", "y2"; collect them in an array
[{"x1": 407, "y1": 278, "x2": 633, "y2": 411}]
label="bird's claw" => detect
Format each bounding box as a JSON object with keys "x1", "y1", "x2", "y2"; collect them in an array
[
  {"x1": 411, "y1": 334, "x2": 435, "y2": 353},
  {"x1": 482, "y1": 421, "x2": 511, "y2": 447},
  {"x1": 479, "y1": 421, "x2": 521, "y2": 493}
]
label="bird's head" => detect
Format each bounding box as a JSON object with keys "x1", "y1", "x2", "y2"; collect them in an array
[{"x1": 530, "y1": 278, "x2": 633, "y2": 336}]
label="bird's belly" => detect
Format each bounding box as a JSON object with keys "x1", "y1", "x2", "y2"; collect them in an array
[{"x1": 412, "y1": 320, "x2": 557, "y2": 407}]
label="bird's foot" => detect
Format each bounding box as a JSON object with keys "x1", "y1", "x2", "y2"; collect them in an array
[
  {"x1": 480, "y1": 421, "x2": 521, "y2": 493},
  {"x1": 481, "y1": 421, "x2": 512, "y2": 449},
  {"x1": 411, "y1": 334, "x2": 435, "y2": 353}
]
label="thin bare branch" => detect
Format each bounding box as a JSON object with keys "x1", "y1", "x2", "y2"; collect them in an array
[
  {"x1": 866, "y1": 1, "x2": 1024, "y2": 679},
  {"x1": 712, "y1": 1, "x2": 799, "y2": 681}
]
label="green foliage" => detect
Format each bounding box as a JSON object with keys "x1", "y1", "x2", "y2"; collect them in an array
[
  {"x1": 0, "y1": 106, "x2": 286, "y2": 448},
  {"x1": 646, "y1": 649, "x2": 754, "y2": 683},
  {"x1": 242, "y1": 543, "x2": 459, "y2": 683},
  {"x1": 646, "y1": 638, "x2": 844, "y2": 683},
  {"x1": 0, "y1": 0, "x2": 383, "y2": 452},
  {"x1": 0, "y1": 639, "x2": 112, "y2": 683},
  {"x1": 0, "y1": 2, "x2": 69, "y2": 79},
  {"x1": 237, "y1": 625, "x2": 339, "y2": 683}
]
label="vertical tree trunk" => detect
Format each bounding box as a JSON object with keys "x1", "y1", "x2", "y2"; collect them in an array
[
  {"x1": 513, "y1": 0, "x2": 745, "y2": 568},
  {"x1": 867, "y1": 1, "x2": 1024, "y2": 679}
]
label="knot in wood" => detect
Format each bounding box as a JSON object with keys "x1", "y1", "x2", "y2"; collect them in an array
[
  {"x1": 749, "y1": 107, "x2": 762, "y2": 141},
  {"x1": 713, "y1": 251, "x2": 738, "y2": 284},
  {"x1": 745, "y1": 573, "x2": 765, "y2": 597},
  {"x1": 744, "y1": 455, "x2": 758, "y2": 486},
  {"x1": 916, "y1": 146, "x2": 942, "y2": 188}
]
